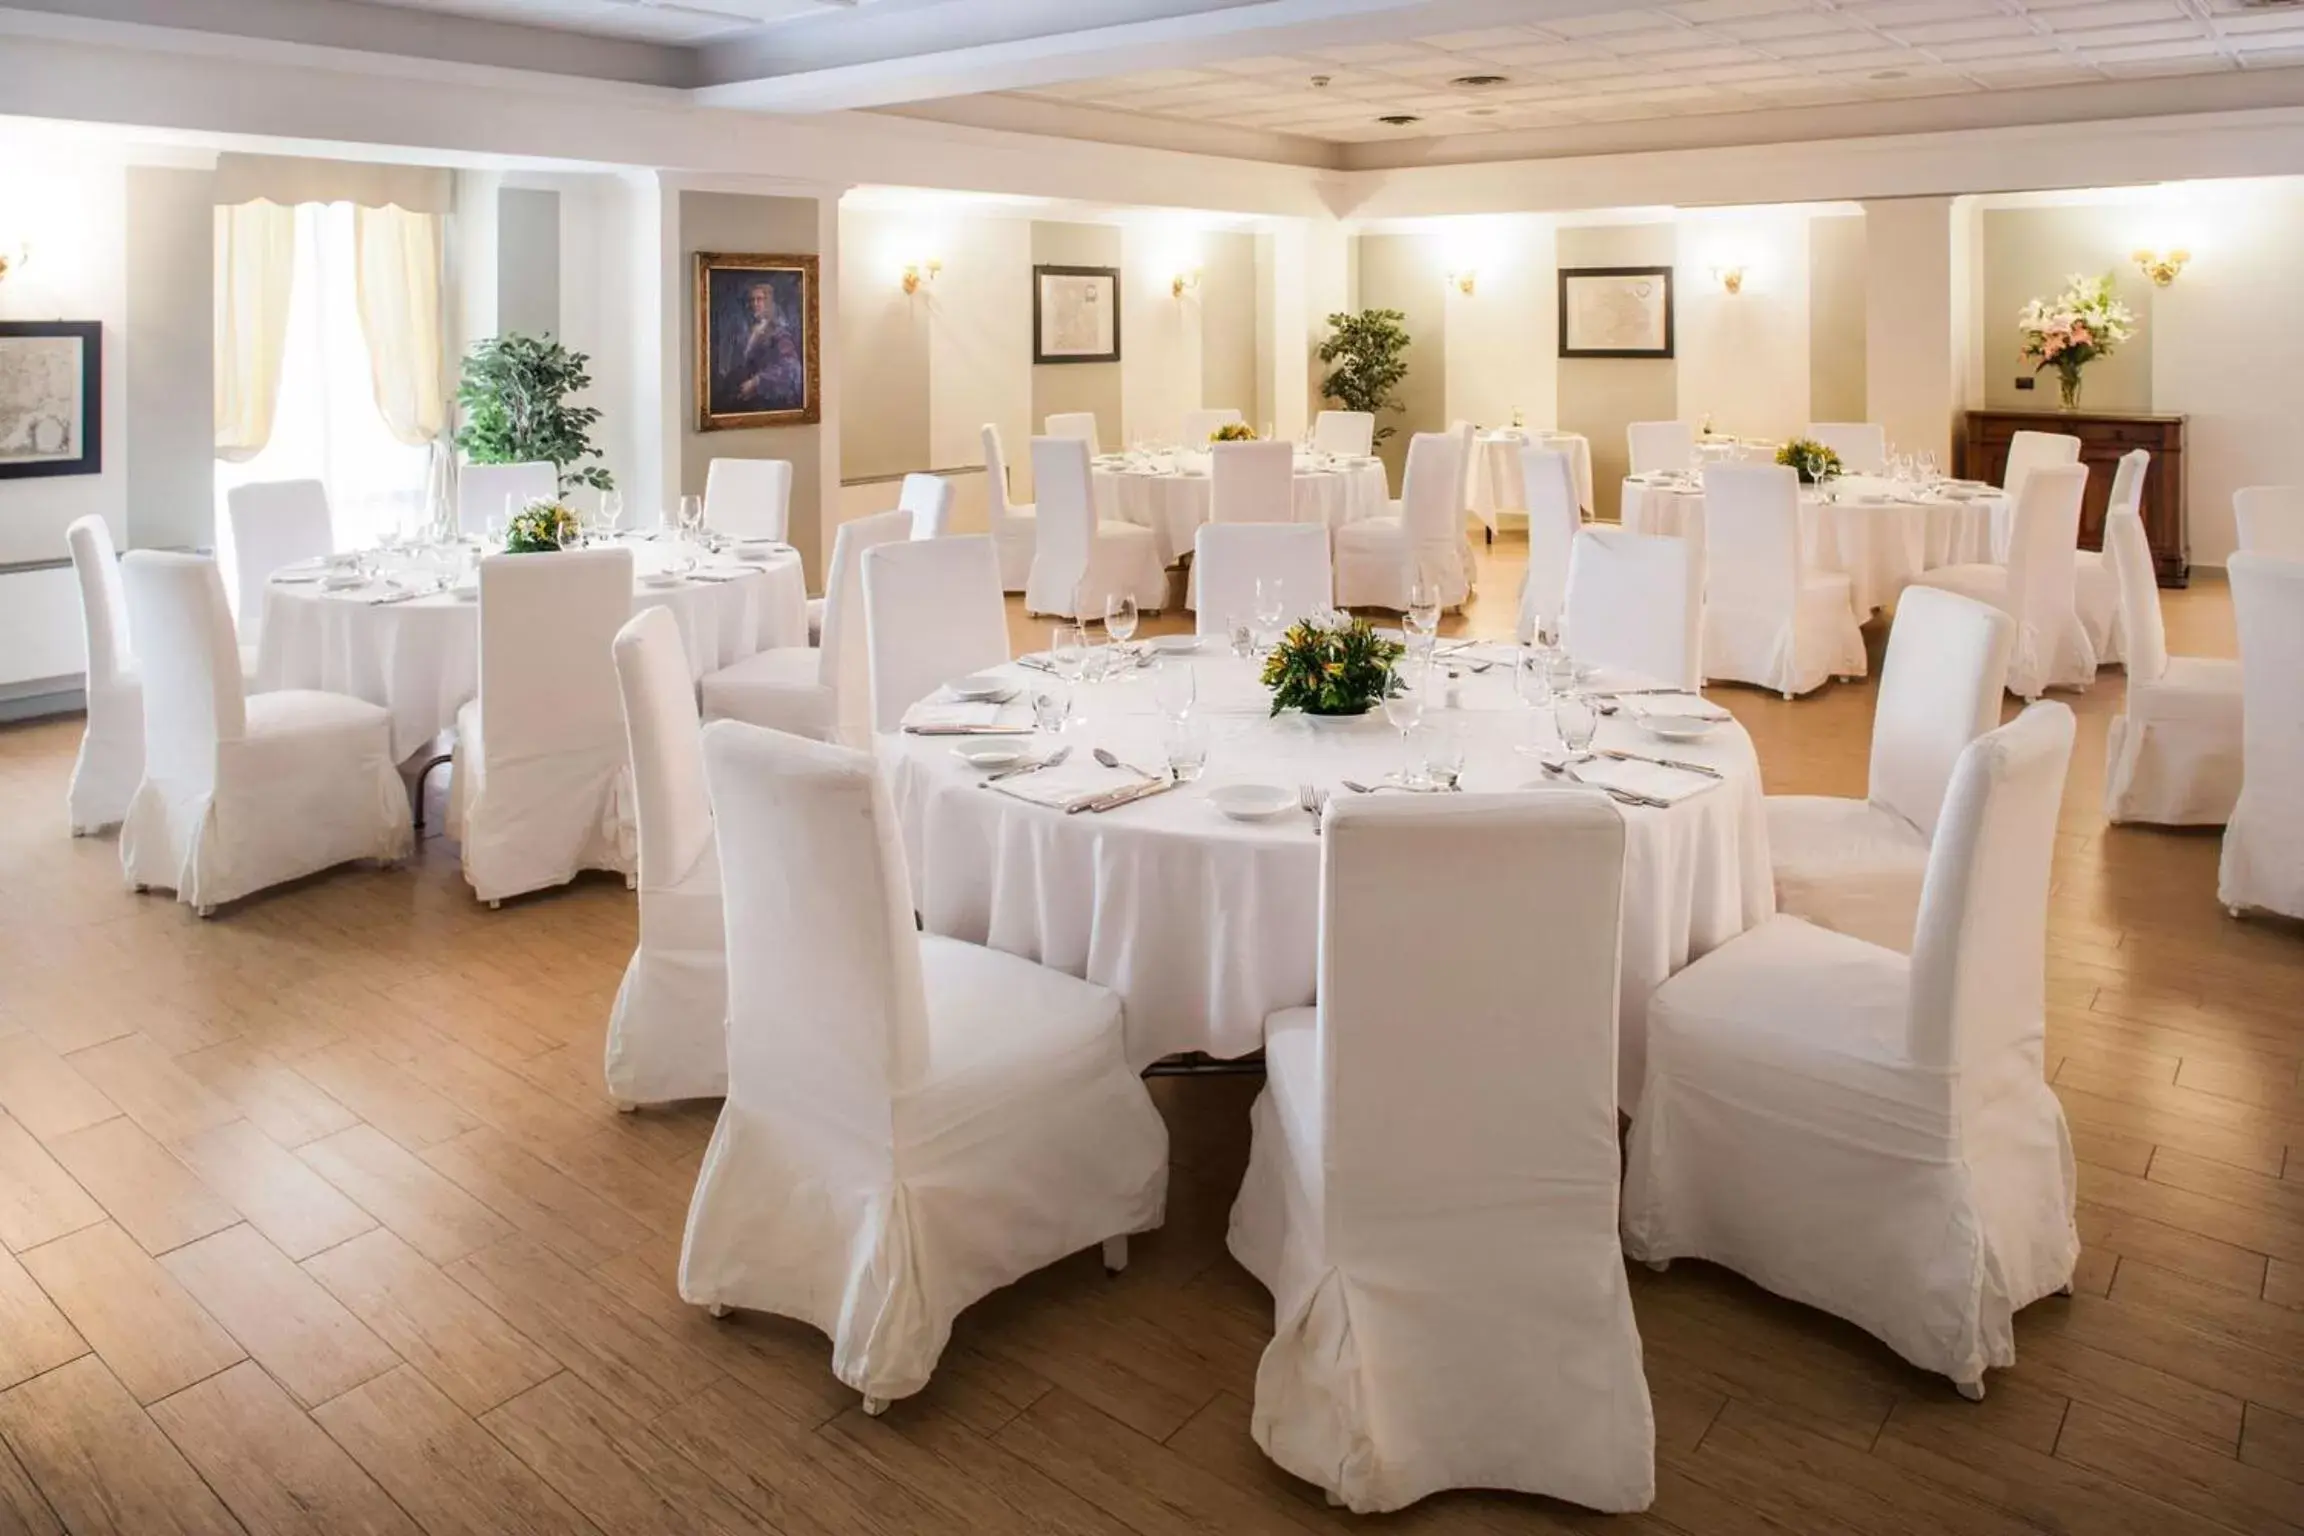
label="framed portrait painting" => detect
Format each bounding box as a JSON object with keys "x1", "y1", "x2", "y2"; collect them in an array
[
  {"x1": 0, "y1": 320, "x2": 102, "y2": 479},
  {"x1": 696, "y1": 252, "x2": 820, "y2": 430},
  {"x1": 1558, "y1": 266, "x2": 1674, "y2": 359},
  {"x1": 1033, "y1": 264, "x2": 1120, "y2": 365}
]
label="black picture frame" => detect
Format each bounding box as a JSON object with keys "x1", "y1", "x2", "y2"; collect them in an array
[
  {"x1": 1558, "y1": 266, "x2": 1675, "y2": 359},
  {"x1": 1032, "y1": 264, "x2": 1121, "y2": 365},
  {"x1": 0, "y1": 320, "x2": 102, "y2": 479}
]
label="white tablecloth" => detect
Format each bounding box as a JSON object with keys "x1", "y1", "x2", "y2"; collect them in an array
[
  {"x1": 1619, "y1": 473, "x2": 2004, "y2": 617},
  {"x1": 257, "y1": 541, "x2": 807, "y2": 760},
  {"x1": 1469, "y1": 431, "x2": 1595, "y2": 527},
  {"x1": 883, "y1": 649, "x2": 1772, "y2": 1106},
  {"x1": 1093, "y1": 450, "x2": 1390, "y2": 567}
]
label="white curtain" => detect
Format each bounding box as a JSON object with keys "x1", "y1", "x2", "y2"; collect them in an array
[
  {"x1": 213, "y1": 200, "x2": 298, "y2": 462},
  {"x1": 353, "y1": 205, "x2": 447, "y2": 447}
]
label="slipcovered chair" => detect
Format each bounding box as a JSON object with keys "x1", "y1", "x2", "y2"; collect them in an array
[
  {"x1": 64, "y1": 516, "x2": 143, "y2": 835},
  {"x1": 2218, "y1": 553, "x2": 2304, "y2": 920},
  {"x1": 981, "y1": 424, "x2": 1036, "y2": 592},
  {"x1": 1044, "y1": 411, "x2": 1101, "y2": 458},
  {"x1": 1023, "y1": 436, "x2": 1165, "y2": 620},
  {"x1": 1911, "y1": 464, "x2": 2094, "y2": 699},
  {"x1": 681, "y1": 719, "x2": 1168, "y2": 1412},
  {"x1": 1806, "y1": 421, "x2": 1887, "y2": 475},
  {"x1": 456, "y1": 460, "x2": 555, "y2": 539},
  {"x1": 703, "y1": 457, "x2": 792, "y2": 543},
  {"x1": 1228, "y1": 791, "x2": 1654, "y2": 1514},
  {"x1": 1626, "y1": 420, "x2": 1694, "y2": 477},
  {"x1": 2233, "y1": 485, "x2": 2304, "y2": 558},
  {"x1": 1333, "y1": 431, "x2": 1474, "y2": 610},
  {"x1": 2072, "y1": 448, "x2": 2142, "y2": 667},
  {"x1": 1624, "y1": 703, "x2": 2082, "y2": 1403},
  {"x1": 2102, "y1": 505, "x2": 2241, "y2": 827},
  {"x1": 1699, "y1": 463, "x2": 1866, "y2": 699},
  {"x1": 1192, "y1": 524, "x2": 1332, "y2": 637},
  {"x1": 1312, "y1": 410, "x2": 1374, "y2": 458},
  {"x1": 1562, "y1": 528, "x2": 1702, "y2": 692},
  {"x1": 1513, "y1": 446, "x2": 1581, "y2": 643},
  {"x1": 1768, "y1": 586, "x2": 2013, "y2": 953},
  {"x1": 606, "y1": 607, "x2": 726, "y2": 1108},
  {"x1": 118, "y1": 552, "x2": 408, "y2": 915},
  {"x1": 224, "y1": 478, "x2": 332, "y2": 643},
  {"x1": 1999, "y1": 429, "x2": 2079, "y2": 512},
  {"x1": 900, "y1": 473, "x2": 954, "y2": 540},
  {"x1": 863, "y1": 535, "x2": 1013, "y2": 735}
]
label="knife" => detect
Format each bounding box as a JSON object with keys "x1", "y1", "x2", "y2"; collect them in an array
[
  {"x1": 1600, "y1": 749, "x2": 1724, "y2": 780},
  {"x1": 1070, "y1": 775, "x2": 1176, "y2": 814}
]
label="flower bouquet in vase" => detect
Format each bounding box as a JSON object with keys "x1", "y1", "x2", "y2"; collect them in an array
[
  {"x1": 2018, "y1": 273, "x2": 2136, "y2": 411},
  {"x1": 1263, "y1": 610, "x2": 1403, "y2": 723},
  {"x1": 504, "y1": 500, "x2": 583, "y2": 553},
  {"x1": 1210, "y1": 421, "x2": 1259, "y2": 443},
  {"x1": 1776, "y1": 437, "x2": 1843, "y2": 485}
]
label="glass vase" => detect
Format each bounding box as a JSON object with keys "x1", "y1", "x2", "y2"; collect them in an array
[{"x1": 2056, "y1": 368, "x2": 2084, "y2": 412}]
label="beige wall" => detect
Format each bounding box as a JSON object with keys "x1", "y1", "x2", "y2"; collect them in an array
[
  {"x1": 1030, "y1": 221, "x2": 1122, "y2": 450},
  {"x1": 836, "y1": 206, "x2": 931, "y2": 479},
  {"x1": 1982, "y1": 205, "x2": 2154, "y2": 412},
  {"x1": 677, "y1": 189, "x2": 824, "y2": 575},
  {"x1": 124, "y1": 164, "x2": 216, "y2": 552},
  {"x1": 1198, "y1": 229, "x2": 1259, "y2": 429},
  {"x1": 1808, "y1": 213, "x2": 1867, "y2": 426},
  {"x1": 1354, "y1": 231, "x2": 1447, "y2": 485},
  {"x1": 1559, "y1": 222, "x2": 1677, "y2": 520}
]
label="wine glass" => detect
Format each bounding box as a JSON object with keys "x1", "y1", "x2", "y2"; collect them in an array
[
  {"x1": 1405, "y1": 576, "x2": 1441, "y2": 654},
  {"x1": 1051, "y1": 622, "x2": 1088, "y2": 682},
  {"x1": 1152, "y1": 661, "x2": 1196, "y2": 725},
  {"x1": 1104, "y1": 593, "x2": 1139, "y2": 650},
  {"x1": 599, "y1": 490, "x2": 624, "y2": 540},
  {"x1": 1553, "y1": 691, "x2": 1599, "y2": 764},
  {"x1": 1253, "y1": 577, "x2": 1286, "y2": 650},
  {"x1": 1383, "y1": 657, "x2": 1427, "y2": 782},
  {"x1": 678, "y1": 494, "x2": 705, "y2": 542}
]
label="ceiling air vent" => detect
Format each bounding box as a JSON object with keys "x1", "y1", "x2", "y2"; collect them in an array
[
  {"x1": 1376, "y1": 114, "x2": 1423, "y2": 126},
  {"x1": 1451, "y1": 74, "x2": 1509, "y2": 87}
]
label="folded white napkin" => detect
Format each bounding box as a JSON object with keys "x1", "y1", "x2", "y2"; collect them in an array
[
  {"x1": 1626, "y1": 693, "x2": 1732, "y2": 722},
  {"x1": 1562, "y1": 755, "x2": 1716, "y2": 805},
  {"x1": 902, "y1": 701, "x2": 1028, "y2": 734},
  {"x1": 986, "y1": 760, "x2": 1142, "y2": 810}
]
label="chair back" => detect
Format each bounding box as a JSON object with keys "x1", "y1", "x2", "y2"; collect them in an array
[
  {"x1": 817, "y1": 510, "x2": 913, "y2": 740},
  {"x1": 1564, "y1": 528, "x2": 1702, "y2": 690},
  {"x1": 1451, "y1": 420, "x2": 1478, "y2": 511},
  {"x1": 2000, "y1": 430, "x2": 2079, "y2": 506},
  {"x1": 703, "y1": 458, "x2": 793, "y2": 543},
  {"x1": 225, "y1": 479, "x2": 333, "y2": 632},
  {"x1": 1045, "y1": 412, "x2": 1101, "y2": 458},
  {"x1": 2002, "y1": 462, "x2": 2086, "y2": 682},
  {"x1": 1181, "y1": 408, "x2": 1242, "y2": 445},
  {"x1": 2227, "y1": 553, "x2": 2304, "y2": 876},
  {"x1": 1516, "y1": 447, "x2": 1581, "y2": 642},
  {"x1": 1906, "y1": 702, "x2": 2076, "y2": 1083},
  {"x1": 898, "y1": 474, "x2": 954, "y2": 540},
  {"x1": 1398, "y1": 431, "x2": 1465, "y2": 551},
  {"x1": 2232, "y1": 485, "x2": 2304, "y2": 559},
  {"x1": 66, "y1": 516, "x2": 133, "y2": 691},
  {"x1": 2106, "y1": 448, "x2": 2148, "y2": 522},
  {"x1": 981, "y1": 425, "x2": 1022, "y2": 522},
  {"x1": 457, "y1": 461, "x2": 556, "y2": 539},
  {"x1": 703, "y1": 720, "x2": 920, "y2": 1142},
  {"x1": 1210, "y1": 441, "x2": 1295, "y2": 524},
  {"x1": 611, "y1": 607, "x2": 712, "y2": 894},
  {"x1": 863, "y1": 535, "x2": 1010, "y2": 733},
  {"x1": 1627, "y1": 420, "x2": 1693, "y2": 477},
  {"x1": 1701, "y1": 463, "x2": 1802, "y2": 617},
  {"x1": 1806, "y1": 422, "x2": 1886, "y2": 475},
  {"x1": 1193, "y1": 524, "x2": 1331, "y2": 638},
  {"x1": 121, "y1": 553, "x2": 245, "y2": 798},
  {"x1": 1029, "y1": 436, "x2": 1096, "y2": 605},
  {"x1": 2103, "y1": 505, "x2": 2167, "y2": 686},
  {"x1": 1868, "y1": 588, "x2": 2014, "y2": 838},
  {"x1": 476, "y1": 547, "x2": 634, "y2": 766},
  {"x1": 1313, "y1": 410, "x2": 1374, "y2": 457}
]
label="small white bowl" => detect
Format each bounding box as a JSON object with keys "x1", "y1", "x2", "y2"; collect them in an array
[
  {"x1": 945, "y1": 673, "x2": 1010, "y2": 701},
  {"x1": 1210, "y1": 783, "x2": 1297, "y2": 822},
  {"x1": 1641, "y1": 713, "x2": 1723, "y2": 744},
  {"x1": 953, "y1": 743, "x2": 1027, "y2": 770}
]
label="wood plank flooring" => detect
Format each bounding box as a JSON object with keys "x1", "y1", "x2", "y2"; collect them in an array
[{"x1": 0, "y1": 537, "x2": 2298, "y2": 1534}]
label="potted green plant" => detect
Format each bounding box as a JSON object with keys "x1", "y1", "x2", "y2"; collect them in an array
[
  {"x1": 1317, "y1": 309, "x2": 1411, "y2": 447},
  {"x1": 1262, "y1": 611, "x2": 1404, "y2": 721},
  {"x1": 454, "y1": 333, "x2": 614, "y2": 493}
]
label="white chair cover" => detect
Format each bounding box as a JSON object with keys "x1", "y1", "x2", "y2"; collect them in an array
[
  {"x1": 1192, "y1": 524, "x2": 1333, "y2": 636},
  {"x1": 2232, "y1": 485, "x2": 2304, "y2": 559},
  {"x1": 1768, "y1": 587, "x2": 2013, "y2": 953},
  {"x1": 1913, "y1": 463, "x2": 2094, "y2": 699},
  {"x1": 1563, "y1": 528, "x2": 1702, "y2": 691},
  {"x1": 703, "y1": 458, "x2": 792, "y2": 543},
  {"x1": 1450, "y1": 420, "x2": 1478, "y2": 513},
  {"x1": 1227, "y1": 792, "x2": 1653, "y2": 1514},
  {"x1": 1333, "y1": 431, "x2": 1474, "y2": 610},
  {"x1": 1313, "y1": 410, "x2": 1374, "y2": 458},
  {"x1": 1700, "y1": 463, "x2": 1866, "y2": 698},
  {"x1": 2104, "y1": 504, "x2": 2241, "y2": 827},
  {"x1": 448, "y1": 547, "x2": 637, "y2": 904},
  {"x1": 1626, "y1": 420, "x2": 1694, "y2": 478},
  {"x1": 1023, "y1": 437, "x2": 1166, "y2": 619},
  {"x1": 606, "y1": 607, "x2": 726, "y2": 1107},
  {"x1": 1180, "y1": 407, "x2": 1244, "y2": 445},
  {"x1": 2073, "y1": 449, "x2": 2143, "y2": 668},
  {"x1": 1625, "y1": 702, "x2": 2082, "y2": 1396},
  {"x1": 864, "y1": 535, "x2": 1012, "y2": 734},
  {"x1": 2000, "y1": 429, "x2": 2080, "y2": 510},
  {"x1": 65, "y1": 516, "x2": 143, "y2": 834},
  {"x1": 1807, "y1": 422, "x2": 1887, "y2": 475},
  {"x1": 117, "y1": 552, "x2": 409, "y2": 911},
  {"x1": 981, "y1": 424, "x2": 1036, "y2": 592},
  {"x1": 1210, "y1": 441, "x2": 1295, "y2": 524},
  {"x1": 2219, "y1": 553, "x2": 2304, "y2": 919},
  {"x1": 1044, "y1": 411, "x2": 1101, "y2": 458},
  {"x1": 702, "y1": 510, "x2": 910, "y2": 748},
  {"x1": 899, "y1": 473, "x2": 954, "y2": 540},
  {"x1": 681, "y1": 720, "x2": 1168, "y2": 1405},
  {"x1": 225, "y1": 479, "x2": 333, "y2": 639},
  {"x1": 456, "y1": 461, "x2": 556, "y2": 539},
  {"x1": 1514, "y1": 446, "x2": 1580, "y2": 643}
]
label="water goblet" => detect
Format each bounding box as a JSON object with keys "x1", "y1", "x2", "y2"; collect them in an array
[
  {"x1": 1553, "y1": 692, "x2": 1599, "y2": 764},
  {"x1": 1163, "y1": 718, "x2": 1208, "y2": 783},
  {"x1": 1051, "y1": 622, "x2": 1088, "y2": 682},
  {"x1": 1253, "y1": 578, "x2": 1286, "y2": 650},
  {"x1": 1104, "y1": 593, "x2": 1139, "y2": 650},
  {"x1": 1383, "y1": 658, "x2": 1427, "y2": 781}
]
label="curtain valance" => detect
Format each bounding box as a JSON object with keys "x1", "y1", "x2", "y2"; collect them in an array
[{"x1": 212, "y1": 154, "x2": 453, "y2": 215}]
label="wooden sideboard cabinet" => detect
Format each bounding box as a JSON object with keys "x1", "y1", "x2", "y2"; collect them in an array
[{"x1": 1958, "y1": 409, "x2": 2187, "y2": 586}]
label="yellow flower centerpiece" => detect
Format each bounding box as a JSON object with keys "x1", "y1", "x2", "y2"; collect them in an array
[
  {"x1": 1776, "y1": 438, "x2": 1843, "y2": 486},
  {"x1": 1262, "y1": 610, "x2": 1403, "y2": 718},
  {"x1": 504, "y1": 499, "x2": 582, "y2": 553},
  {"x1": 1210, "y1": 422, "x2": 1259, "y2": 443}
]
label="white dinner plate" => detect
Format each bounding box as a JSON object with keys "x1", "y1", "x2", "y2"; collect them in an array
[
  {"x1": 1641, "y1": 714, "x2": 1723, "y2": 744},
  {"x1": 1150, "y1": 635, "x2": 1200, "y2": 655},
  {"x1": 953, "y1": 743, "x2": 1028, "y2": 770},
  {"x1": 320, "y1": 572, "x2": 368, "y2": 591},
  {"x1": 1210, "y1": 783, "x2": 1296, "y2": 822},
  {"x1": 945, "y1": 673, "x2": 1010, "y2": 701},
  {"x1": 640, "y1": 571, "x2": 685, "y2": 589}
]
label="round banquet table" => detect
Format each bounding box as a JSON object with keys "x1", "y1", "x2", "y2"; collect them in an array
[
  {"x1": 882, "y1": 647, "x2": 1774, "y2": 1108},
  {"x1": 1092, "y1": 449, "x2": 1391, "y2": 567},
  {"x1": 257, "y1": 540, "x2": 808, "y2": 760},
  {"x1": 1619, "y1": 472, "x2": 2005, "y2": 617},
  {"x1": 1469, "y1": 430, "x2": 1596, "y2": 529}
]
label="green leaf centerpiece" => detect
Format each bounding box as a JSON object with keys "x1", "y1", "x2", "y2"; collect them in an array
[
  {"x1": 1262, "y1": 611, "x2": 1404, "y2": 719},
  {"x1": 503, "y1": 500, "x2": 583, "y2": 553}
]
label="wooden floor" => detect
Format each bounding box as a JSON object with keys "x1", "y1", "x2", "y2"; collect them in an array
[{"x1": 1, "y1": 534, "x2": 2300, "y2": 1536}]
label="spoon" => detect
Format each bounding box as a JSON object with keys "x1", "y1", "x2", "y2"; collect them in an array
[{"x1": 1093, "y1": 746, "x2": 1161, "y2": 780}]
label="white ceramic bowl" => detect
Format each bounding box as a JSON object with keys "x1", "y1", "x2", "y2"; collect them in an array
[
  {"x1": 953, "y1": 743, "x2": 1027, "y2": 770},
  {"x1": 1641, "y1": 713, "x2": 1722, "y2": 744},
  {"x1": 945, "y1": 673, "x2": 1010, "y2": 701},
  {"x1": 1210, "y1": 783, "x2": 1297, "y2": 822}
]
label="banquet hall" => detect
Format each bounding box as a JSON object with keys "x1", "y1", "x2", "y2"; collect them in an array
[{"x1": 2, "y1": 0, "x2": 2303, "y2": 1530}]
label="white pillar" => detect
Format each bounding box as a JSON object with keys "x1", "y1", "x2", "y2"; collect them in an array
[{"x1": 1862, "y1": 196, "x2": 1963, "y2": 464}]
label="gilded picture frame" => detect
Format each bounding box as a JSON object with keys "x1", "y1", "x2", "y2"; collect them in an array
[{"x1": 695, "y1": 251, "x2": 821, "y2": 430}]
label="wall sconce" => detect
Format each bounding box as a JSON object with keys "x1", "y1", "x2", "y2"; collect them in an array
[
  {"x1": 2132, "y1": 248, "x2": 2189, "y2": 287},
  {"x1": 1171, "y1": 267, "x2": 1203, "y2": 299},
  {"x1": 901, "y1": 258, "x2": 941, "y2": 295},
  {"x1": 0, "y1": 241, "x2": 27, "y2": 284},
  {"x1": 1713, "y1": 264, "x2": 1748, "y2": 295},
  {"x1": 1448, "y1": 268, "x2": 1477, "y2": 296}
]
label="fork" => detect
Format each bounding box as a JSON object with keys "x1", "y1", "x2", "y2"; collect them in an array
[
  {"x1": 1545, "y1": 761, "x2": 1669, "y2": 809},
  {"x1": 1297, "y1": 783, "x2": 1327, "y2": 834}
]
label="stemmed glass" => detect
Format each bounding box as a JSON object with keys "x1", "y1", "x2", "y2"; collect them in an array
[
  {"x1": 1152, "y1": 661, "x2": 1196, "y2": 725},
  {"x1": 1405, "y1": 576, "x2": 1441, "y2": 658},
  {"x1": 1383, "y1": 657, "x2": 1427, "y2": 784},
  {"x1": 1553, "y1": 691, "x2": 1599, "y2": 765},
  {"x1": 1050, "y1": 622, "x2": 1088, "y2": 683},
  {"x1": 1253, "y1": 578, "x2": 1286, "y2": 652},
  {"x1": 677, "y1": 494, "x2": 705, "y2": 542},
  {"x1": 1104, "y1": 593, "x2": 1139, "y2": 655},
  {"x1": 598, "y1": 490, "x2": 625, "y2": 541}
]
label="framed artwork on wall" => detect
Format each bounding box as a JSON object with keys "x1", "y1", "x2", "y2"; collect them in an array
[
  {"x1": 1033, "y1": 264, "x2": 1121, "y2": 365},
  {"x1": 1558, "y1": 267, "x2": 1674, "y2": 359},
  {"x1": 0, "y1": 320, "x2": 102, "y2": 479},
  {"x1": 695, "y1": 251, "x2": 820, "y2": 430}
]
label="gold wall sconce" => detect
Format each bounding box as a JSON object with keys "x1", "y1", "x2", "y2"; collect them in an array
[
  {"x1": 1447, "y1": 268, "x2": 1477, "y2": 296},
  {"x1": 0, "y1": 241, "x2": 28, "y2": 284},
  {"x1": 1171, "y1": 267, "x2": 1203, "y2": 299},
  {"x1": 1713, "y1": 264, "x2": 1748, "y2": 295},
  {"x1": 901, "y1": 258, "x2": 941, "y2": 295},
  {"x1": 2132, "y1": 248, "x2": 2189, "y2": 287}
]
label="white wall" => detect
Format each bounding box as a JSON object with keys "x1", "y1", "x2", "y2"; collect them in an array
[
  {"x1": 1119, "y1": 223, "x2": 1206, "y2": 446},
  {"x1": 1675, "y1": 206, "x2": 1811, "y2": 442},
  {"x1": 1440, "y1": 216, "x2": 1556, "y2": 434},
  {"x1": 927, "y1": 217, "x2": 1030, "y2": 491},
  {"x1": 1865, "y1": 196, "x2": 1961, "y2": 467}
]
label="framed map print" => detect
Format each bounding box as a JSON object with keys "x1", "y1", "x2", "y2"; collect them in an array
[
  {"x1": 1033, "y1": 265, "x2": 1121, "y2": 365},
  {"x1": 696, "y1": 252, "x2": 820, "y2": 430},
  {"x1": 1558, "y1": 267, "x2": 1674, "y2": 359},
  {"x1": 0, "y1": 321, "x2": 101, "y2": 479}
]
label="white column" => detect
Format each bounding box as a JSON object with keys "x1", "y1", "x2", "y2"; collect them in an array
[{"x1": 1862, "y1": 196, "x2": 1962, "y2": 464}]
